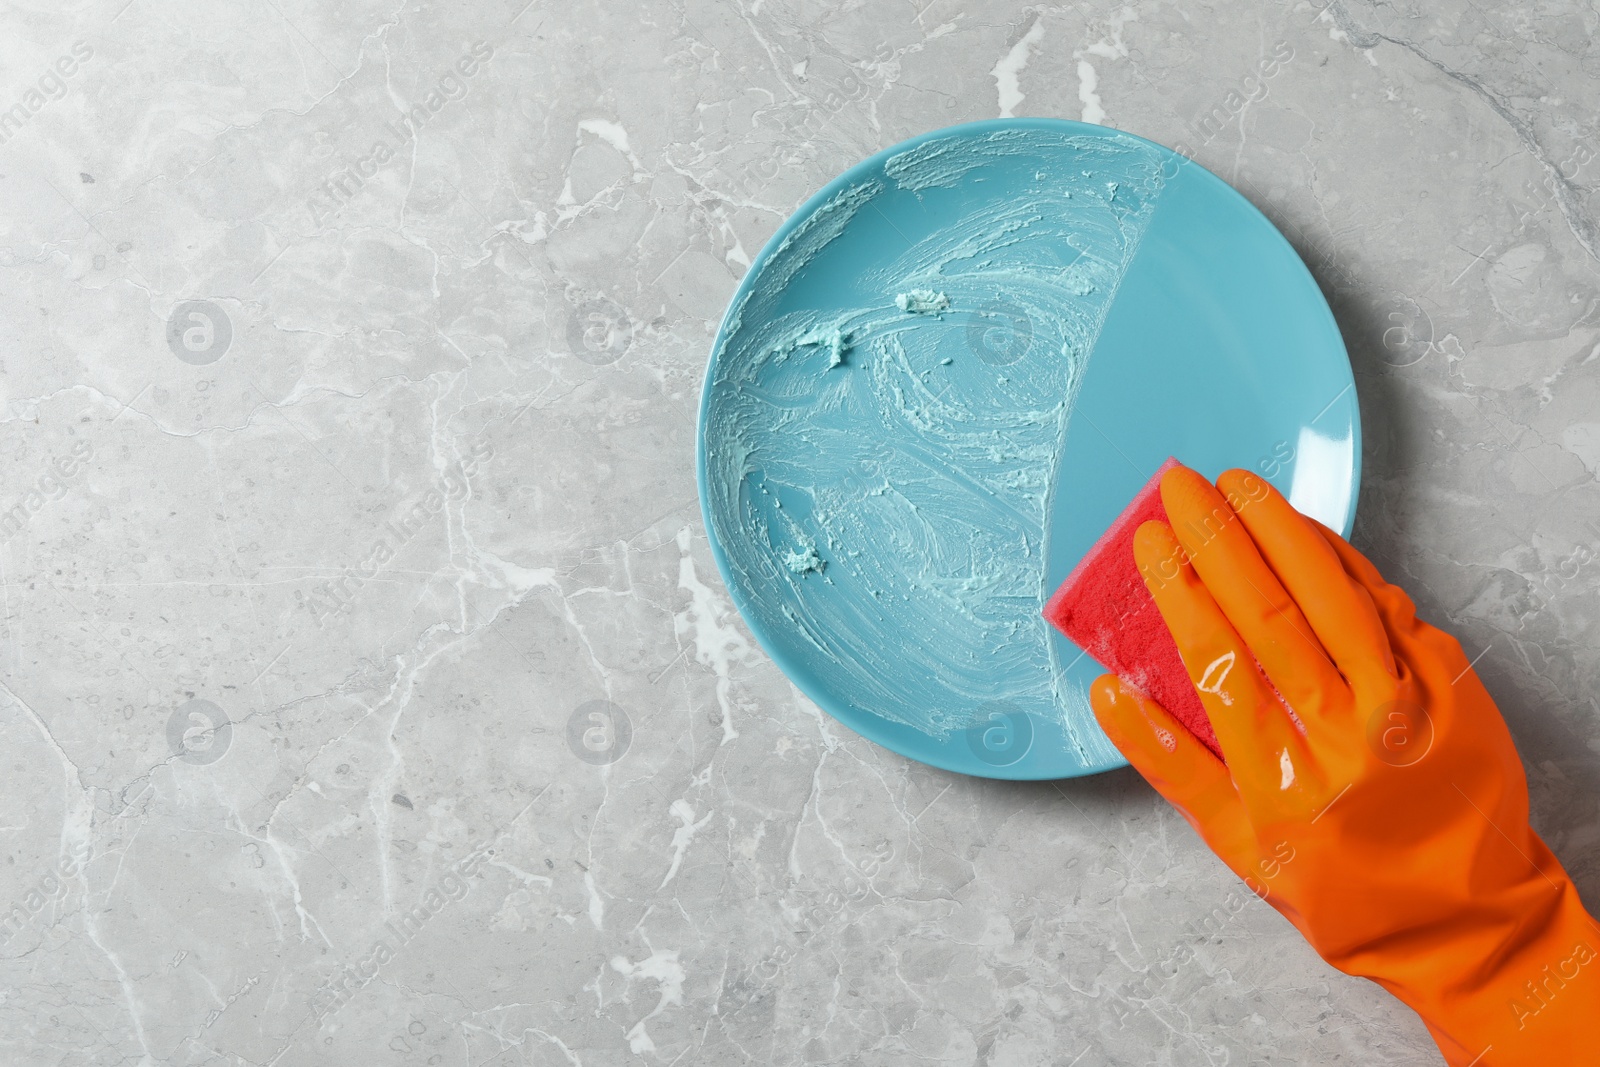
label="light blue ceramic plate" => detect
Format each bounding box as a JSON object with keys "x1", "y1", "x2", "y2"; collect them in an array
[{"x1": 696, "y1": 119, "x2": 1358, "y2": 780}]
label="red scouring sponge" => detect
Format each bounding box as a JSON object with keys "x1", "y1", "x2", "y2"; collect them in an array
[{"x1": 1043, "y1": 458, "x2": 1222, "y2": 758}]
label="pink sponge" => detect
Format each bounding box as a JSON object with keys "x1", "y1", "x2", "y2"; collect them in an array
[{"x1": 1043, "y1": 458, "x2": 1222, "y2": 758}]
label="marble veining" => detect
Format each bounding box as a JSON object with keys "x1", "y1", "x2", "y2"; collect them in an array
[{"x1": 0, "y1": 0, "x2": 1596, "y2": 1064}]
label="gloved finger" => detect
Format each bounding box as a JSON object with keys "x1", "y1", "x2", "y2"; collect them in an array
[
  {"x1": 1089, "y1": 674, "x2": 1253, "y2": 857},
  {"x1": 1217, "y1": 470, "x2": 1399, "y2": 686},
  {"x1": 1157, "y1": 465, "x2": 1350, "y2": 729},
  {"x1": 1134, "y1": 519, "x2": 1315, "y2": 802},
  {"x1": 1307, "y1": 517, "x2": 1421, "y2": 637}
]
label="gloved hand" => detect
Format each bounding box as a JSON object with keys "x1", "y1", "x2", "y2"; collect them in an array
[{"x1": 1089, "y1": 464, "x2": 1599, "y2": 1065}]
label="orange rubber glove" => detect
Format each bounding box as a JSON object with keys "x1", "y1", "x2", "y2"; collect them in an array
[{"x1": 1089, "y1": 464, "x2": 1599, "y2": 1066}]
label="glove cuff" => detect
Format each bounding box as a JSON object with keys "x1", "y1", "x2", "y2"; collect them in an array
[{"x1": 1383, "y1": 864, "x2": 1600, "y2": 1066}]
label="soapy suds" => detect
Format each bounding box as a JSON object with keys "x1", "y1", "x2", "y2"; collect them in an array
[
  {"x1": 777, "y1": 324, "x2": 851, "y2": 369},
  {"x1": 784, "y1": 536, "x2": 826, "y2": 575},
  {"x1": 882, "y1": 128, "x2": 1040, "y2": 193},
  {"x1": 704, "y1": 129, "x2": 1167, "y2": 744},
  {"x1": 895, "y1": 289, "x2": 951, "y2": 314}
]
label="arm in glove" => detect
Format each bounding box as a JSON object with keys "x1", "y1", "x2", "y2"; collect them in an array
[{"x1": 1089, "y1": 464, "x2": 1599, "y2": 1065}]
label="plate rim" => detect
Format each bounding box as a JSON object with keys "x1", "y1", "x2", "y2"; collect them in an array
[{"x1": 693, "y1": 117, "x2": 1360, "y2": 780}]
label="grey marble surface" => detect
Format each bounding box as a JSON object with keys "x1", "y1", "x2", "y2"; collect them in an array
[{"x1": 1, "y1": 0, "x2": 1596, "y2": 1063}]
